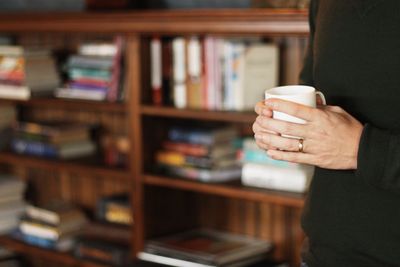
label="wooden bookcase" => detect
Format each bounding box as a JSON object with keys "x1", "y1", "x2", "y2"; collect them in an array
[{"x1": 0, "y1": 9, "x2": 309, "y2": 267}]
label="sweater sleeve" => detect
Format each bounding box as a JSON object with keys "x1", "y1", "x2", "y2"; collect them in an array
[
  {"x1": 356, "y1": 124, "x2": 400, "y2": 193},
  {"x1": 299, "y1": 0, "x2": 318, "y2": 86}
]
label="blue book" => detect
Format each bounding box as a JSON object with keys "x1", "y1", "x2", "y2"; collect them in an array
[
  {"x1": 168, "y1": 127, "x2": 237, "y2": 146},
  {"x1": 11, "y1": 138, "x2": 58, "y2": 158}
]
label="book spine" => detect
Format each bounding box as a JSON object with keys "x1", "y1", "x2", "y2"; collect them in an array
[
  {"x1": 151, "y1": 37, "x2": 163, "y2": 105},
  {"x1": 162, "y1": 141, "x2": 209, "y2": 157},
  {"x1": 11, "y1": 138, "x2": 58, "y2": 158},
  {"x1": 172, "y1": 38, "x2": 187, "y2": 109},
  {"x1": 168, "y1": 128, "x2": 213, "y2": 146},
  {"x1": 187, "y1": 36, "x2": 203, "y2": 109}
]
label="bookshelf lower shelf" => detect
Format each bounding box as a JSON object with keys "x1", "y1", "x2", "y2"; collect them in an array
[
  {"x1": 0, "y1": 152, "x2": 130, "y2": 180},
  {"x1": 0, "y1": 236, "x2": 92, "y2": 266},
  {"x1": 143, "y1": 174, "x2": 305, "y2": 208}
]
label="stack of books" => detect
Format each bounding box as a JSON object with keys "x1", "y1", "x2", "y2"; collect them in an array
[
  {"x1": 0, "y1": 175, "x2": 26, "y2": 235},
  {"x1": 0, "y1": 105, "x2": 16, "y2": 151},
  {"x1": 138, "y1": 229, "x2": 273, "y2": 267},
  {"x1": 11, "y1": 121, "x2": 96, "y2": 159},
  {"x1": 14, "y1": 201, "x2": 87, "y2": 251},
  {"x1": 55, "y1": 37, "x2": 124, "y2": 102},
  {"x1": 156, "y1": 126, "x2": 242, "y2": 183},
  {"x1": 0, "y1": 45, "x2": 60, "y2": 100},
  {"x1": 150, "y1": 37, "x2": 279, "y2": 111},
  {"x1": 240, "y1": 138, "x2": 314, "y2": 193},
  {"x1": 96, "y1": 194, "x2": 132, "y2": 226}
]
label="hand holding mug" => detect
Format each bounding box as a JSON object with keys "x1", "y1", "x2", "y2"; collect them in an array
[{"x1": 253, "y1": 85, "x2": 364, "y2": 170}]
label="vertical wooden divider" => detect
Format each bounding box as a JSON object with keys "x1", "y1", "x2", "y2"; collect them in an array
[{"x1": 126, "y1": 34, "x2": 144, "y2": 257}]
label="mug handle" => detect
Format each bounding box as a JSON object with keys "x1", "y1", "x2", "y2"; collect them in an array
[{"x1": 316, "y1": 91, "x2": 326, "y2": 105}]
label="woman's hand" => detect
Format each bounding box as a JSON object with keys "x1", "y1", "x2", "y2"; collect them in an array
[{"x1": 252, "y1": 99, "x2": 364, "y2": 170}]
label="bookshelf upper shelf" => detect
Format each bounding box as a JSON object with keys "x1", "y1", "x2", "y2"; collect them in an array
[{"x1": 0, "y1": 9, "x2": 309, "y2": 35}]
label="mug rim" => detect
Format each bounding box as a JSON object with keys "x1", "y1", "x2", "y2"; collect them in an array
[{"x1": 265, "y1": 85, "x2": 315, "y2": 96}]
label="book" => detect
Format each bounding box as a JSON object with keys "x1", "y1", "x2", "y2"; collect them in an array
[
  {"x1": 241, "y1": 162, "x2": 314, "y2": 193},
  {"x1": 0, "y1": 175, "x2": 26, "y2": 198},
  {"x1": 12, "y1": 230, "x2": 75, "y2": 251},
  {"x1": 140, "y1": 229, "x2": 272, "y2": 267},
  {"x1": 156, "y1": 150, "x2": 237, "y2": 169},
  {"x1": 14, "y1": 121, "x2": 90, "y2": 142},
  {"x1": 96, "y1": 194, "x2": 132, "y2": 226},
  {"x1": 11, "y1": 138, "x2": 96, "y2": 159},
  {"x1": 168, "y1": 127, "x2": 237, "y2": 146},
  {"x1": 14, "y1": 130, "x2": 89, "y2": 146},
  {"x1": 151, "y1": 37, "x2": 162, "y2": 105},
  {"x1": 74, "y1": 238, "x2": 130, "y2": 266},
  {"x1": 172, "y1": 37, "x2": 187, "y2": 109},
  {"x1": 19, "y1": 219, "x2": 83, "y2": 241},
  {"x1": 55, "y1": 87, "x2": 107, "y2": 101},
  {"x1": 162, "y1": 165, "x2": 242, "y2": 183},
  {"x1": 162, "y1": 141, "x2": 236, "y2": 158},
  {"x1": 240, "y1": 43, "x2": 279, "y2": 111},
  {"x1": 67, "y1": 55, "x2": 114, "y2": 70},
  {"x1": 187, "y1": 36, "x2": 203, "y2": 109},
  {"x1": 25, "y1": 201, "x2": 86, "y2": 226}
]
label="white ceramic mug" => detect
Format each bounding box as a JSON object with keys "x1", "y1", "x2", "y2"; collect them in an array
[{"x1": 264, "y1": 85, "x2": 326, "y2": 125}]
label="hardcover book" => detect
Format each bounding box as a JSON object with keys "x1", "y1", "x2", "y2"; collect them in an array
[{"x1": 139, "y1": 229, "x2": 272, "y2": 267}]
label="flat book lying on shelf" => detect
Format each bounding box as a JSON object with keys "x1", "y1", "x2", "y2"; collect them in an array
[{"x1": 139, "y1": 229, "x2": 272, "y2": 267}]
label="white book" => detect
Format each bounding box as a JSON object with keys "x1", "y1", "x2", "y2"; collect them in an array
[
  {"x1": 138, "y1": 252, "x2": 215, "y2": 267},
  {"x1": 241, "y1": 162, "x2": 314, "y2": 193},
  {"x1": 151, "y1": 37, "x2": 162, "y2": 96},
  {"x1": 172, "y1": 37, "x2": 187, "y2": 108},
  {"x1": 55, "y1": 88, "x2": 107, "y2": 101},
  {"x1": 0, "y1": 84, "x2": 41, "y2": 100},
  {"x1": 172, "y1": 38, "x2": 187, "y2": 109}
]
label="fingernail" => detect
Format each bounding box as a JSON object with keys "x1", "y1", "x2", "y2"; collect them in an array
[
  {"x1": 262, "y1": 109, "x2": 271, "y2": 116},
  {"x1": 255, "y1": 134, "x2": 262, "y2": 140},
  {"x1": 265, "y1": 100, "x2": 273, "y2": 108}
]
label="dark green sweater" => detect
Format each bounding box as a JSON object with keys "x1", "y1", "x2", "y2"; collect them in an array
[{"x1": 300, "y1": 0, "x2": 400, "y2": 266}]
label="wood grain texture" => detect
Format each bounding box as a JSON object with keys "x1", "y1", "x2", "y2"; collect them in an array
[{"x1": 0, "y1": 10, "x2": 308, "y2": 35}]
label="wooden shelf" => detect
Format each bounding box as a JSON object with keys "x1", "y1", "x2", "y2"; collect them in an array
[
  {"x1": 141, "y1": 106, "x2": 256, "y2": 123},
  {"x1": 0, "y1": 98, "x2": 127, "y2": 113},
  {"x1": 143, "y1": 174, "x2": 305, "y2": 208},
  {"x1": 0, "y1": 236, "x2": 108, "y2": 267},
  {"x1": 0, "y1": 9, "x2": 308, "y2": 35},
  {"x1": 0, "y1": 152, "x2": 130, "y2": 180}
]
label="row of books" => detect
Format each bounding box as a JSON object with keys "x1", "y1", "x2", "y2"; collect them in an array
[
  {"x1": 0, "y1": 38, "x2": 125, "y2": 102},
  {"x1": 150, "y1": 36, "x2": 307, "y2": 111},
  {"x1": 151, "y1": 37, "x2": 279, "y2": 111},
  {"x1": 155, "y1": 126, "x2": 312, "y2": 193},
  {"x1": 156, "y1": 126, "x2": 242, "y2": 183}
]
